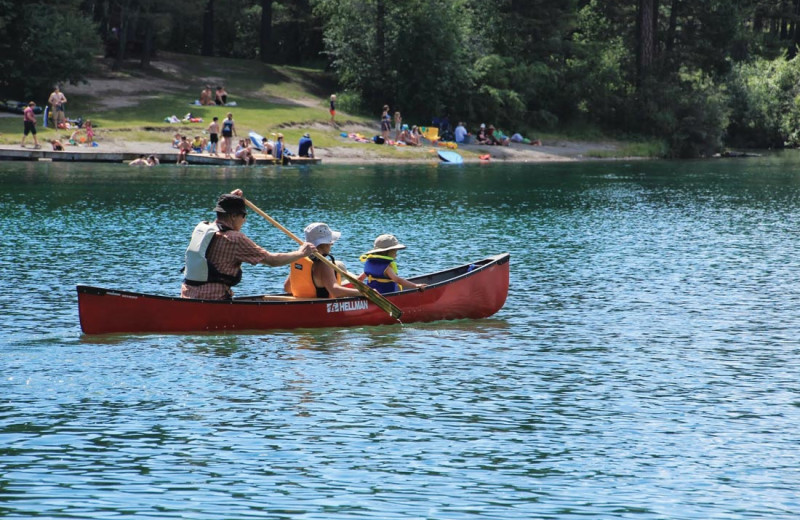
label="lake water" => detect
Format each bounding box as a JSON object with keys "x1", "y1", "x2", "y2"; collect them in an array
[{"x1": 2, "y1": 156, "x2": 800, "y2": 519}]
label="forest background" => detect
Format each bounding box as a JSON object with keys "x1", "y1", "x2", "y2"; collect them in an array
[{"x1": 3, "y1": 0, "x2": 800, "y2": 158}]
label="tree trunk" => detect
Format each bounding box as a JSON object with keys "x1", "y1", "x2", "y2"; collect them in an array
[
  {"x1": 791, "y1": 0, "x2": 800, "y2": 58},
  {"x1": 376, "y1": 0, "x2": 386, "y2": 85},
  {"x1": 665, "y1": 0, "x2": 678, "y2": 52},
  {"x1": 140, "y1": 14, "x2": 154, "y2": 68},
  {"x1": 637, "y1": 0, "x2": 659, "y2": 85},
  {"x1": 260, "y1": 0, "x2": 272, "y2": 62},
  {"x1": 202, "y1": 0, "x2": 214, "y2": 56},
  {"x1": 113, "y1": 10, "x2": 128, "y2": 71}
]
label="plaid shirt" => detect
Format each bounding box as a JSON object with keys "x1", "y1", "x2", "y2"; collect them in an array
[{"x1": 181, "y1": 227, "x2": 270, "y2": 300}]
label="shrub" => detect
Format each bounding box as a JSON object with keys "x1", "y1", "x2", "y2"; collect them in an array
[
  {"x1": 726, "y1": 54, "x2": 800, "y2": 148},
  {"x1": 639, "y1": 69, "x2": 730, "y2": 158}
]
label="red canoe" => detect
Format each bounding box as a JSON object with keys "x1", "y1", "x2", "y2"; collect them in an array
[{"x1": 77, "y1": 253, "x2": 510, "y2": 335}]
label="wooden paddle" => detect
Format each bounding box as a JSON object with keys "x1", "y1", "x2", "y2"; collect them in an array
[{"x1": 244, "y1": 199, "x2": 403, "y2": 320}]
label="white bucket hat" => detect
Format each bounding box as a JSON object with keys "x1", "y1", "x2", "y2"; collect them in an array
[
  {"x1": 304, "y1": 222, "x2": 340, "y2": 246},
  {"x1": 365, "y1": 234, "x2": 406, "y2": 255}
]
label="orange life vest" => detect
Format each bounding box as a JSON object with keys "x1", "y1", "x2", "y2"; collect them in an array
[{"x1": 288, "y1": 256, "x2": 341, "y2": 298}]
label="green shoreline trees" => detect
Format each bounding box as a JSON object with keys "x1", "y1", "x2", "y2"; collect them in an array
[{"x1": 4, "y1": 0, "x2": 800, "y2": 157}]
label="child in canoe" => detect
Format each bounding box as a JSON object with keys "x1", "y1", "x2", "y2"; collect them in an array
[
  {"x1": 359, "y1": 234, "x2": 426, "y2": 294},
  {"x1": 284, "y1": 223, "x2": 362, "y2": 298}
]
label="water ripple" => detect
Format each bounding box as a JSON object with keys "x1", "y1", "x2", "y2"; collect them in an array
[{"x1": 3, "y1": 160, "x2": 800, "y2": 518}]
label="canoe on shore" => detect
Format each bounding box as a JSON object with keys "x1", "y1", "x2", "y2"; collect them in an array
[{"x1": 77, "y1": 253, "x2": 510, "y2": 335}]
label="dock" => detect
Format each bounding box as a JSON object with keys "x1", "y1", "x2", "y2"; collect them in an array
[{"x1": 0, "y1": 145, "x2": 321, "y2": 165}]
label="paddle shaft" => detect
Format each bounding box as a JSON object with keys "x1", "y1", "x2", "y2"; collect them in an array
[{"x1": 244, "y1": 199, "x2": 403, "y2": 320}]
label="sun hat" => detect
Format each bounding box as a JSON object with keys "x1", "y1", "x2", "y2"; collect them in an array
[
  {"x1": 402, "y1": 124, "x2": 409, "y2": 130},
  {"x1": 304, "y1": 222, "x2": 341, "y2": 246},
  {"x1": 214, "y1": 194, "x2": 247, "y2": 215},
  {"x1": 480, "y1": 123, "x2": 485, "y2": 128},
  {"x1": 303, "y1": 132, "x2": 310, "y2": 138},
  {"x1": 365, "y1": 234, "x2": 406, "y2": 255}
]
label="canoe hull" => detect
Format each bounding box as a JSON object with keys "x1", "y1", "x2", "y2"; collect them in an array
[{"x1": 77, "y1": 254, "x2": 510, "y2": 335}]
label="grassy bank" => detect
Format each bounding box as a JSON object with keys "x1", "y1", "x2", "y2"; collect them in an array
[{"x1": 0, "y1": 52, "x2": 662, "y2": 160}]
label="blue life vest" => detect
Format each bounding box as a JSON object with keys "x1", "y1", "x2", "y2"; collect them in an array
[{"x1": 360, "y1": 254, "x2": 400, "y2": 294}]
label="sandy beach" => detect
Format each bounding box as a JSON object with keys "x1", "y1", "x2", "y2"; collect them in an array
[{"x1": 4, "y1": 129, "x2": 622, "y2": 165}]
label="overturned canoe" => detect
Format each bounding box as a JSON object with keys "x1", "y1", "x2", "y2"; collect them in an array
[{"x1": 77, "y1": 253, "x2": 510, "y2": 335}]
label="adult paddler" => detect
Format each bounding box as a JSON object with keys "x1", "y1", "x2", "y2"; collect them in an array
[{"x1": 181, "y1": 189, "x2": 316, "y2": 300}]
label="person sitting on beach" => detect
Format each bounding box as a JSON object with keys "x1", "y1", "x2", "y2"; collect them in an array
[
  {"x1": 260, "y1": 137, "x2": 274, "y2": 156},
  {"x1": 358, "y1": 234, "x2": 426, "y2": 294},
  {"x1": 215, "y1": 86, "x2": 228, "y2": 105},
  {"x1": 172, "y1": 132, "x2": 181, "y2": 148},
  {"x1": 454, "y1": 122, "x2": 468, "y2": 143},
  {"x1": 273, "y1": 133, "x2": 291, "y2": 164},
  {"x1": 476, "y1": 123, "x2": 491, "y2": 144},
  {"x1": 191, "y1": 135, "x2": 205, "y2": 153},
  {"x1": 69, "y1": 129, "x2": 85, "y2": 145},
  {"x1": 51, "y1": 139, "x2": 64, "y2": 151},
  {"x1": 234, "y1": 139, "x2": 255, "y2": 165},
  {"x1": 182, "y1": 189, "x2": 317, "y2": 300},
  {"x1": 298, "y1": 133, "x2": 315, "y2": 157},
  {"x1": 200, "y1": 86, "x2": 213, "y2": 106},
  {"x1": 177, "y1": 135, "x2": 192, "y2": 164},
  {"x1": 399, "y1": 125, "x2": 419, "y2": 146},
  {"x1": 488, "y1": 125, "x2": 510, "y2": 146},
  {"x1": 129, "y1": 155, "x2": 150, "y2": 166},
  {"x1": 411, "y1": 125, "x2": 422, "y2": 145},
  {"x1": 283, "y1": 223, "x2": 362, "y2": 298}
]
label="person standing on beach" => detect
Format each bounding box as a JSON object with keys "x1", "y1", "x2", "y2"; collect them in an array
[
  {"x1": 48, "y1": 86, "x2": 67, "y2": 127},
  {"x1": 84, "y1": 120, "x2": 95, "y2": 144},
  {"x1": 221, "y1": 113, "x2": 236, "y2": 158},
  {"x1": 207, "y1": 117, "x2": 220, "y2": 156},
  {"x1": 380, "y1": 105, "x2": 391, "y2": 143},
  {"x1": 330, "y1": 94, "x2": 336, "y2": 124},
  {"x1": 21, "y1": 102, "x2": 40, "y2": 149},
  {"x1": 394, "y1": 111, "x2": 402, "y2": 141}
]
